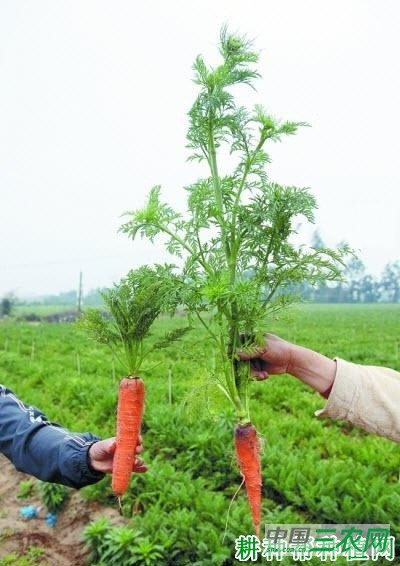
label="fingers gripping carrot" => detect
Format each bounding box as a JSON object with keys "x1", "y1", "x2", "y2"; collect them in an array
[
  {"x1": 112, "y1": 377, "x2": 145, "y2": 496},
  {"x1": 235, "y1": 423, "x2": 262, "y2": 538}
]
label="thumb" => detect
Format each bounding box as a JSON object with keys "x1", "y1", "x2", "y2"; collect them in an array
[
  {"x1": 107, "y1": 439, "x2": 117, "y2": 455},
  {"x1": 237, "y1": 351, "x2": 252, "y2": 361},
  {"x1": 97, "y1": 437, "x2": 116, "y2": 456},
  {"x1": 237, "y1": 345, "x2": 266, "y2": 361}
]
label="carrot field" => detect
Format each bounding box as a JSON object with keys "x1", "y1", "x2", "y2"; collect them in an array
[{"x1": 0, "y1": 304, "x2": 399, "y2": 565}]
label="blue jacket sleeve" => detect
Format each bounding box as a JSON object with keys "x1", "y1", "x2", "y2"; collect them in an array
[{"x1": 0, "y1": 384, "x2": 105, "y2": 488}]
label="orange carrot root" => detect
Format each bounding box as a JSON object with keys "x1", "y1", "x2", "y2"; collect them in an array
[
  {"x1": 235, "y1": 423, "x2": 262, "y2": 538},
  {"x1": 112, "y1": 377, "x2": 145, "y2": 496}
]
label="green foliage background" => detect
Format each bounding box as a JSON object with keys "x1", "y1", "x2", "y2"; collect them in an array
[{"x1": 0, "y1": 304, "x2": 399, "y2": 564}]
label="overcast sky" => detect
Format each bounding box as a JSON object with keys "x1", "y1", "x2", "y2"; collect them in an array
[{"x1": 1, "y1": 1, "x2": 399, "y2": 297}]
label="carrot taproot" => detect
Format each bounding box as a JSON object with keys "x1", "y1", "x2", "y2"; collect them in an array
[
  {"x1": 235, "y1": 422, "x2": 262, "y2": 538},
  {"x1": 112, "y1": 377, "x2": 145, "y2": 496}
]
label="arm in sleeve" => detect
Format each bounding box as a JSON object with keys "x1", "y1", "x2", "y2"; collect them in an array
[
  {"x1": 315, "y1": 359, "x2": 400, "y2": 443},
  {"x1": 0, "y1": 384, "x2": 104, "y2": 488}
]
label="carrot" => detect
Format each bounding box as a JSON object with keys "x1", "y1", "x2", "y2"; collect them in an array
[
  {"x1": 112, "y1": 377, "x2": 145, "y2": 496},
  {"x1": 235, "y1": 423, "x2": 262, "y2": 538}
]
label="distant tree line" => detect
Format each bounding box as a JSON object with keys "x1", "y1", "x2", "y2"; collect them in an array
[
  {"x1": 299, "y1": 231, "x2": 400, "y2": 303},
  {"x1": 27, "y1": 288, "x2": 106, "y2": 307},
  {"x1": 26, "y1": 257, "x2": 398, "y2": 307},
  {"x1": 2, "y1": 289, "x2": 105, "y2": 315},
  {"x1": 298, "y1": 258, "x2": 400, "y2": 303},
  {"x1": 2, "y1": 233, "x2": 399, "y2": 312},
  {"x1": 0, "y1": 297, "x2": 13, "y2": 317}
]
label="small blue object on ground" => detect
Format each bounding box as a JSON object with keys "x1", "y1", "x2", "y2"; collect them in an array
[
  {"x1": 19, "y1": 505, "x2": 38, "y2": 519},
  {"x1": 45, "y1": 513, "x2": 58, "y2": 527}
]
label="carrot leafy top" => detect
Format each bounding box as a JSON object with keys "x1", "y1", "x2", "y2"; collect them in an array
[
  {"x1": 79, "y1": 265, "x2": 188, "y2": 375},
  {"x1": 119, "y1": 28, "x2": 350, "y2": 422}
]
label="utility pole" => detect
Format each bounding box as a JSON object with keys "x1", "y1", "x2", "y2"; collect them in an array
[{"x1": 77, "y1": 271, "x2": 83, "y2": 316}]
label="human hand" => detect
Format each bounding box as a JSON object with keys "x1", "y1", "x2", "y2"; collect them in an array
[
  {"x1": 238, "y1": 333, "x2": 336, "y2": 396},
  {"x1": 237, "y1": 333, "x2": 294, "y2": 379},
  {"x1": 88, "y1": 435, "x2": 147, "y2": 474}
]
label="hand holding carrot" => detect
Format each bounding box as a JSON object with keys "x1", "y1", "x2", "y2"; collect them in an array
[
  {"x1": 88, "y1": 435, "x2": 147, "y2": 475},
  {"x1": 238, "y1": 333, "x2": 336, "y2": 396},
  {"x1": 238, "y1": 334, "x2": 294, "y2": 379}
]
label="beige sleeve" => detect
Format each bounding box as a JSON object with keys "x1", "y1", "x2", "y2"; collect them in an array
[{"x1": 315, "y1": 358, "x2": 400, "y2": 443}]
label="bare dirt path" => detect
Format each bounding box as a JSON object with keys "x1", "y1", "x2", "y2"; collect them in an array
[{"x1": 0, "y1": 455, "x2": 123, "y2": 565}]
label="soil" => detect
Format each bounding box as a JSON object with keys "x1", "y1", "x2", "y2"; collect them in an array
[{"x1": 0, "y1": 455, "x2": 124, "y2": 565}]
